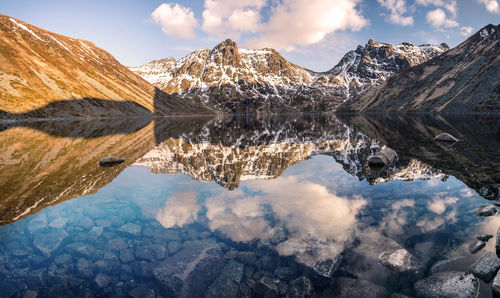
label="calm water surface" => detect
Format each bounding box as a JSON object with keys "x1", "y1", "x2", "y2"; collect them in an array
[{"x1": 0, "y1": 114, "x2": 499, "y2": 297}]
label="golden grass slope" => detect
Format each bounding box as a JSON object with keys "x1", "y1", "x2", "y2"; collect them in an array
[{"x1": 0, "y1": 14, "x2": 208, "y2": 117}]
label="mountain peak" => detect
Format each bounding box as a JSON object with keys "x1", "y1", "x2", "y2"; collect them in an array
[
  {"x1": 213, "y1": 38, "x2": 238, "y2": 50},
  {"x1": 366, "y1": 39, "x2": 389, "y2": 48},
  {"x1": 478, "y1": 23, "x2": 499, "y2": 39},
  {"x1": 341, "y1": 24, "x2": 500, "y2": 114}
]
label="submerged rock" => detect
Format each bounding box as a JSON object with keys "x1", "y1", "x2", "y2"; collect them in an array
[
  {"x1": 119, "y1": 248, "x2": 135, "y2": 263},
  {"x1": 28, "y1": 214, "x2": 48, "y2": 235},
  {"x1": 469, "y1": 241, "x2": 486, "y2": 254},
  {"x1": 287, "y1": 276, "x2": 313, "y2": 298},
  {"x1": 434, "y1": 133, "x2": 459, "y2": 143},
  {"x1": 129, "y1": 284, "x2": 156, "y2": 298},
  {"x1": 303, "y1": 255, "x2": 342, "y2": 286},
  {"x1": 66, "y1": 242, "x2": 96, "y2": 258},
  {"x1": 33, "y1": 229, "x2": 68, "y2": 257},
  {"x1": 77, "y1": 258, "x2": 95, "y2": 278},
  {"x1": 327, "y1": 277, "x2": 387, "y2": 298},
  {"x1": 470, "y1": 252, "x2": 500, "y2": 282},
  {"x1": 205, "y1": 261, "x2": 244, "y2": 298},
  {"x1": 254, "y1": 276, "x2": 279, "y2": 298},
  {"x1": 497, "y1": 227, "x2": 500, "y2": 256},
  {"x1": 312, "y1": 256, "x2": 342, "y2": 279},
  {"x1": 414, "y1": 271, "x2": 478, "y2": 298},
  {"x1": 107, "y1": 238, "x2": 128, "y2": 251},
  {"x1": 0, "y1": 280, "x2": 18, "y2": 298},
  {"x1": 493, "y1": 270, "x2": 500, "y2": 296},
  {"x1": 275, "y1": 266, "x2": 298, "y2": 281},
  {"x1": 153, "y1": 240, "x2": 225, "y2": 297},
  {"x1": 368, "y1": 148, "x2": 397, "y2": 167},
  {"x1": 119, "y1": 223, "x2": 141, "y2": 236},
  {"x1": 236, "y1": 251, "x2": 258, "y2": 265},
  {"x1": 94, "y1": 273, "x2": 111, "y2": 288},
  {"x1": 391, "y1": 293, "x2": 410, "y2": 298},
  {"x1": 476, "y1": 234, "x2": 494, "y2": 242},
  {"x1": 167, "y1": 241, "x2": 182, "y2": 255},
  {"x1": 378, "y1": 244, "x2": 424, "y2": 275},
  {"x1": 99, "y1": 157, "x2": 125, "y2": 167},
  {"x1": 49, "y1": 217, "x2": 68, "y2": 229},
  {"x1": 474, "y1": 205, "x2": 497, "y2": 217},
  {"x1": 89, "y1": 226, "x2": 104, "y2": 238}
]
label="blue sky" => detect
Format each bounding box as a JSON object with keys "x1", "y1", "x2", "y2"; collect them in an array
[{"x1": 1, "y1": 0, "x2": 499, "y2": 71}]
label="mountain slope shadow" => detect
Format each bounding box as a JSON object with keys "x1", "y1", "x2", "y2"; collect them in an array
[
  {"x1": 161, "y1": 83, "x2": 345, "y2": 114},
  {"x1": 0, "y1": 117, "x2": 152, "y2": 138},
  {"x1": 0, "y1": 98, "x2": 154, "y2": 120},
  {"x1": 153, "y1": 87, "x2": 214, "y2": 115}
]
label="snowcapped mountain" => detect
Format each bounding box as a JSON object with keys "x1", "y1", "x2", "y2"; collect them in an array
[
  {"x1": 0, "y1": 14, "x2": 206, "y2": 119},
  {"x1": 326, "y1": 39, "x2": 450, "y2": 100},
  {"x1": 131, "y1": 39, "x2": 448, "y2": 113},
  {"x1": 340, "y1": 24, "x2": 500, "y2": 113}
]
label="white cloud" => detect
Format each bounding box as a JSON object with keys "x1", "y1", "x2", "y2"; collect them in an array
[
  {"x1": 155, "y1": 191, "x2": 200, "y2": 228},
  {"x1": 478, "y1": 0, "x2": 500, "y2": 13},
  {"x1": 202, "y1": 0, "x2": 267, "y2": 39},
  {"x1": 377, "y1": 0, "x2": 414, "y2": 26},
  {"x1": 202, "y1": 0, "x2": 367, "y2": 52},
  {"x1": 427, "y1": 196, "x2": 458, "y2": 214},
  {"x1": 426, "y1": 8, "x2": 459, "y2": 29},
  {"x1": 416, "y1": 0, "x2": 459, "y2": 31},
  {"x1": 460, "y1": 187, "x2": 474, "y2": 197},
  {"x1": 416, "y1": 0, "x2": 457, "y2": 16},
  {"x1": 460, "y1": 26, "x2": 474, "y2": 37},
  {"x1": 152, "y1": 3, "x2": 198, "y2": 39}
]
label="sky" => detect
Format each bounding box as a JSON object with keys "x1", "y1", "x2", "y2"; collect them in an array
[{"x1": 1, "y1": 0, "x2": 499, "y2": 71}]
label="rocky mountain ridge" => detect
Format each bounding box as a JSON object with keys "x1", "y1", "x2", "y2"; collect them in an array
[
  {"x1": 131, "y1": 39, "x2": 448, "y2": 113},
  {"x1": 340, "y1": 24, "x2": 500, "y2": 113}
]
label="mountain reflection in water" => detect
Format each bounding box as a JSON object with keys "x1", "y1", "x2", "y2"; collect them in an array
[{"x1": 0, "y1": 114, "x2": 499, "y2": 297}]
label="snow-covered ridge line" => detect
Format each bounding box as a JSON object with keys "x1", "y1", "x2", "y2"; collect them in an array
[{"x1": 129, "y1": 38, "x2": 448, "y2": 111}]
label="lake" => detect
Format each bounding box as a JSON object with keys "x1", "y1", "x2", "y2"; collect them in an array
[{"x1": 0, "y1": 114, "x2": 499, "y2": 297}]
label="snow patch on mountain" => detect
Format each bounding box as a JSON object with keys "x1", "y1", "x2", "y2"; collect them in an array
[{"x1": 10, "y1": 18, "x2": 43, "y2": 41}]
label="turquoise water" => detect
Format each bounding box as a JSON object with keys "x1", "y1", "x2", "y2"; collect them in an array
[{"x1": 0, "y1": 114, "x2": 499, "y2": 297}]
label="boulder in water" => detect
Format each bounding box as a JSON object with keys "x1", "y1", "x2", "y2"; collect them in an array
[
  {"x1": 469, "y1": 241, "x2": 486, "y2": 254},
  {"x1": 254, "y1": 276, "x2": 279, "y2": 298},
  {"x1": 434, "y1": 133, "x2": 459, "y2": 143},
  {"x1": 378, "y1": 243, "x2": 424, "y2": 275},
  {"x1": 470, "y1": 252, "x2": 500, "y2": 282},
  {"x1": 205, "y1": 261, "x2": 244, "y2": 298},
  {"x1": 497, "y1": 227, "x2": 500, "y2": 256},
  {"x1": 99, "y1": 157, "x2": 125, "y2": 167},
  {"x1": 326, "y1": 277, "x2": 388, "y2": 298},
  {"x1": 476, "y1": 234, "x2": 493, "y2": 242},
  {"x1": 153, "y1": 240, "x2": 225, "y2": 297},
  {"x1": 368, "y1": 148, "x2": 397, "y2": 167},
  {"x1": 287, "y1": 276, "x2": 313, "y2": 298},
  {"x1": 414, "y1": 271, "x2": 478, "y2": 298},
  {"x1": 492, "y1": 270, "x2": 500, "y2": 296},
  {"x1": 474, "y1": 205, "x2": 497, "y2": 217}
]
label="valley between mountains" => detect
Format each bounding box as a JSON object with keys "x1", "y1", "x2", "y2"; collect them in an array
[{"x1": 0, "y1": 14, "x2": 499, "y2": 118}]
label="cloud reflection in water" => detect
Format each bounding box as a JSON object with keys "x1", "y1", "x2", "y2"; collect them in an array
[{"x1": 156, "y1": 175, "x2": 367, "y2": 267}]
